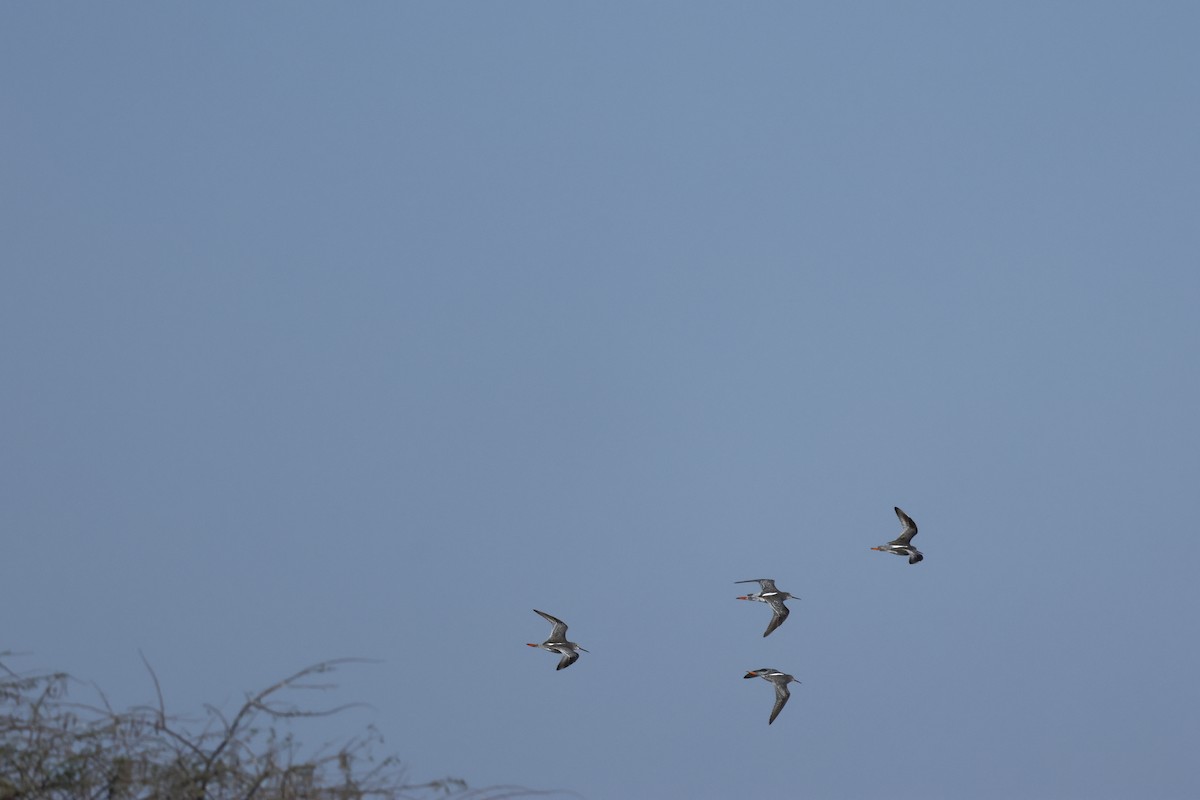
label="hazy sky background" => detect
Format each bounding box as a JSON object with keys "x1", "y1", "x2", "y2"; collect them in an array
[{"x1": 3, "y1": 3, "x2": 1198, "y2": 799}]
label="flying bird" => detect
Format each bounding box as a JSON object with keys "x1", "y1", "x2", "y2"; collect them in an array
[
  {"x1": 526, "y1": 609, "x2": 588, "y2": 670},
  {"x1": 870, "y1": 506, "x2": 924, "y2": 564},
  {"x1": 734, "y1": 579, "x2": 799, "y2": 637},
  {"x1": 743, "y1": 668, "x2": 800, "y2": 725}
]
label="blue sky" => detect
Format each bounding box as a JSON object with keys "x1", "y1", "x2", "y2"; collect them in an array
[{"x1": 2, "y1": 3, "x2": 1198, "y2": 798}]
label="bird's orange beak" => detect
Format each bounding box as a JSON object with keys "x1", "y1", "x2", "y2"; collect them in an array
[
  {"x1": 744, "y1": 670, "x2": 759, "y2": 678},
  {"x1": 525, "y1": 643, "x2": 537, "y2": 647},
  {"x1": 736, "y1": 595, "x2": 750, "y2": 600}
]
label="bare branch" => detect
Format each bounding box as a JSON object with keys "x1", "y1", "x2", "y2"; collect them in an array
[
  {"x1": 1, "y1": 656, "x2": 559, "y2": 800},
  {"x1": 138, "y1": 649, "x2": 168, "y2": 730}
]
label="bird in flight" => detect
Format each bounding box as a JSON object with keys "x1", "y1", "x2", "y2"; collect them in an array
[
  {"x1": 526, "y1": 609, "x2": 588, "y2": 670},
  {"x1": 734, "y1": 578, "x2": 799, "y2": 637},
  {"x1": 743, "y1": 668, "x2": 800, "y2": 725},
  {"x1": 870, "y1": 506, "x2": 924, "y2": 564}
]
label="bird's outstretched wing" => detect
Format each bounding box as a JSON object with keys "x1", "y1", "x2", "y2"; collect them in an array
[
  {"x1": 763, "y1": 600, "x2": 790, "y2": 637},
  {"x1": 769, "y1": 683, "x2": 791, "y2": 725},
  {"x1": 892, "y1": 507, "x2": 918, "y2": 545},
  {"x1": 533, "y1": 609, "x2": 569, "y2": 641},
  {"x1": 734, "y1": 579, "x2": 773, "y2": 591}
]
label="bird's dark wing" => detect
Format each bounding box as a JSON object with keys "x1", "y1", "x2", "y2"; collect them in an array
[
  {"x1": 893, "y1": 507, "x2": 918, "y2": 544},
  {"x1": 556, "y1": 651, "x2": 580, "y2": 670},
  {"x1": 533, "y1": 609, "x2": 569, "y2": 641},
  {"x1": 734, "y1": 579, "x2": 771, "y2": 589},
  {"x1": 768, "y1": 682, "x2": 792, "y2": 725},
  {"x1": 762, "y1": 599, "x2": 790, "y2": 637},
  {"x1": 908, "y1": 550, "x2": 924, "y2": 565}
]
